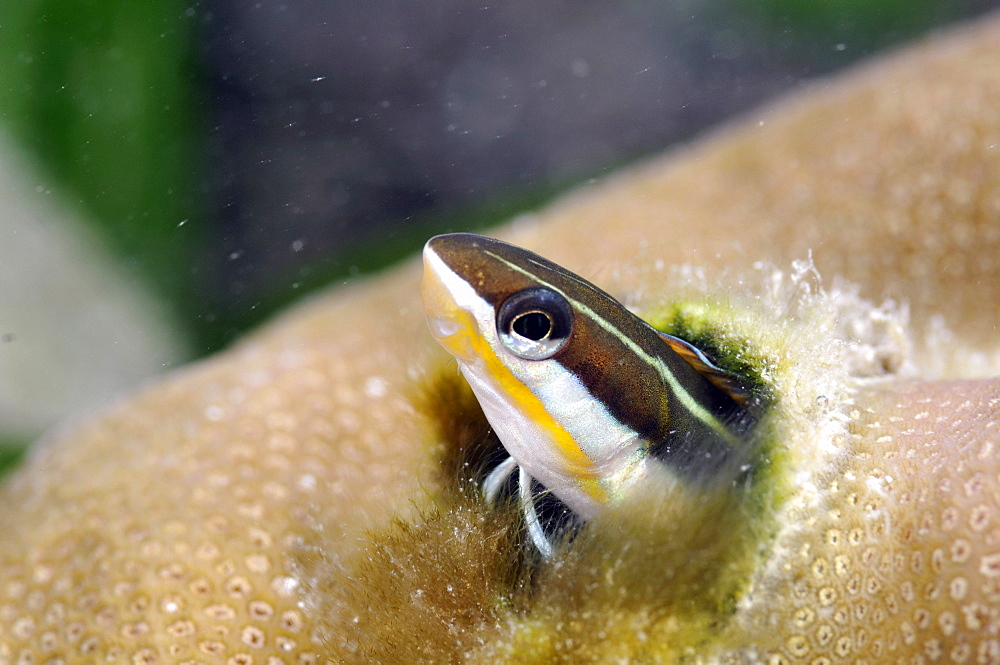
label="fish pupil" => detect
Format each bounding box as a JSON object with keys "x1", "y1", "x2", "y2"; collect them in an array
[{"x1": 512, "y1": 311, "x2": 552, "y2": 340}]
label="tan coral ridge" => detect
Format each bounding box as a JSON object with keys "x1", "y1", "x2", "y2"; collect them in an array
[{"x1": 3, "y1": 14, "x2": 1000, "y2": 665}]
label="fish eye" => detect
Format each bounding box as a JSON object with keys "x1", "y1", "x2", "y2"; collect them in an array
[{"x1": 497, "y1": 288, "x2": 573, "y2": 360}]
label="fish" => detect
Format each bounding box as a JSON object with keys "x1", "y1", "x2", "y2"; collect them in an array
[{"x1": 421, "y1": 233, "x2": 756, "y2": 556}]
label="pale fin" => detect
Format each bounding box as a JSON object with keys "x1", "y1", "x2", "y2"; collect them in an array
[
  {"x1": 519, "y1": 466, "x2": 554, "y2": 559},
  {"x1": 658, "y1": 332, "x2": 754, "y2": 408},
  {"x1": 482, "y1": 455, "x2": 519, "y2": 506}
]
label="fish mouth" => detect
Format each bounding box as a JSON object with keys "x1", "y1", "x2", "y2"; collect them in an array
[{"x1": 421, "y1": 241, "x2": 479, "y2": 362}]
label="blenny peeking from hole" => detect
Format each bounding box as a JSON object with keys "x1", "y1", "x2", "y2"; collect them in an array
[
  {"x1": 421, "y1": 233, "x2": 770, "y2": 559},
  {"x1": 316, "y1": 233, "x2": 822, "y2": 663}
]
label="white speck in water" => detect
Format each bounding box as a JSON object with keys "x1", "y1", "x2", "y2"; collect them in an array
[
  {"x1": 163, "y1": 600, "x2": 179, "y2": 613},
  {"x1": 570, "y1": 58, "x2": 590, "y2": 78},
  {"x1": 311, "y1": 76, "x2": 327, "y2": 82},
  {"x1": 178, "y1": 219, "x2": 188, "y2": 227},
  {"x1": 298, "y1": 474, "x2": 316, "y2": 491},
  {"x1": 205, "y1": 405, "x2": 224, "y2": 421},
  {"x1": 364, "y1": 376, "x2": 388, "y2": 398},
  {"x1": 291, "y1": 239, "x2": 305, "y2": 252},
  {"x1": 835, "y1": 43, "x2": 846, "y2": 51}
]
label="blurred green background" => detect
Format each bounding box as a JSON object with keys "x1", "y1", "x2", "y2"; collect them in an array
[
  {"x1": 2, "y1": 0, "x2": 205, "y2": 323},
  {"x1": 0, "y1": 0, "x2": 992, "y2": 476}
]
